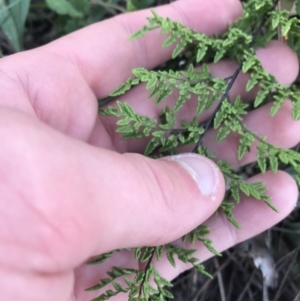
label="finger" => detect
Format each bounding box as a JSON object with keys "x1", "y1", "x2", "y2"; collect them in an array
[
  {"x1": 153, "y1": 170, "x2": 298, "y2": 281},
  {"x1": 0, "y1": 107, "x2": 225, "y2": 277},
  {"x1": 93, "y1": 40, "x2": 298, "y2": 151},
  {"x1": 41, "y1": 0, "x2": 243, "y2": 98}
]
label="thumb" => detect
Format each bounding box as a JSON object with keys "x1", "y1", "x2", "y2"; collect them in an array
[
  {"x1": 1, "y1": 109, "x2": 225, "y2": 274},
  {"x1": 106, "y1": 152, "x2": 226, "y2": 248},
  {"x1": 56, "y1": 149, "x2": 225, "y2": 268}
]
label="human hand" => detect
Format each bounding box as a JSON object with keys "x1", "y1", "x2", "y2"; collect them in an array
[{"x1": 0, "y1": 0, "x2": 299, "y2": 300}]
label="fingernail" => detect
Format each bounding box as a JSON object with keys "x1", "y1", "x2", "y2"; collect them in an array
[{"x1": 168, "y1": 153, "x2": 219, "y2": 197}]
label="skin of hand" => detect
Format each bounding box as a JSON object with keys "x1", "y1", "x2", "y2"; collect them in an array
[{"x1": 0, "y1": 0, "x2": 299, "y2": 300}]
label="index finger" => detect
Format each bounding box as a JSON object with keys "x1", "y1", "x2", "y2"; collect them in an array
[{"x1": 41, "y1": 0, "x2": 243, "y2": 98}]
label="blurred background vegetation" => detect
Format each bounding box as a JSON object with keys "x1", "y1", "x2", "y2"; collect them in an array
[
  {"x1": 0, "y1": 0, "x2": 299, "y2": 300},
  {"x1": 0, "y1": 0, "x2": 165, "y2": 53}
]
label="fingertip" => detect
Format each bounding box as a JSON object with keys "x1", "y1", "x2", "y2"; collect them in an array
[
  {"x1": 256, "y1": 40, "x2": 299, "y2": 85},
  {"x1": 151, "y1": 170, "x2": 299, "y2": 282},
  {"x1": 263, "y1": 170, "x2": 298, "y2": 216},
  {"x1": 225, "y1": 0, "x2": 244, "y2": 25},
  {"x1": 235, "y1": 170, "x2": 298, "y2": 230},
  {"x1": 266, "y1": 99, "x2": 300, "y2": 150},
  {"x1": 184, "y1": 170, "x2": 298, "y2": 264},
  {"x1": 172, "y1": 0, "x2": 243, "y2": 35}
]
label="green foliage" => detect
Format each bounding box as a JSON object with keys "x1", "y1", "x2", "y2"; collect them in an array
[
  {"x1": 214, "y1": 96, "x2": 248, "y2": 142},
  {"x1": 127, "y1": 0, "x2": 155, "y2": 12},
  {"x1": 182, "y1": 225, "x2": 221, "y2": 256},
  {"x1": 0, "y1": 0, "x2": 31, "y2": 51},
  {"x1": 297, "y1": 0, "x2": 300, "y2": 15},
  {"x1": 218, "y1": 160, "x2": 278, "y2": 212},
  {"x1": 86, "y1": 235, "x2": 218, "y2": 301},
  {"x1": 90, "y1": 0, "x2": 300, "y2": 300},
  {"x1": 88, "y1": 251, "x2": 115, "y2": 265},
  {"x1": 45, "y1": 0, "x2": 90, "y2": 18},
  {"x1": 44, "y1": 0, "x2": 125, "y2": 36}
]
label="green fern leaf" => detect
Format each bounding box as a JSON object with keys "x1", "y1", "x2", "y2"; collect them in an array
[
  {"x1": 87, "y1": 251, "x2": 114, "y2": 265},
  {"x1": 196, "y1": 45, "x2": 208, "y2": 62},
  {"x1": 269, "y1": 155, "x2": 279, "y2": 172},
  {"x1": 214, "y1": 48, "x2": 226, "y2": 63},
  {"x1": 292, "y1": 98, "x2": 300, "y2": 120},
  {"x1": 246, "y1": 74, "x2": 259, "y2": 91},
  {"x1": 132, "y1": 68, "x2": 148, "y2": 78},
  {"x1": 195, "y1": 264, "x2": 213, "y2": 279},
  {"x1": 129, "y1": 28, "x2": 147, "y2": 40},
  {"x1": 146, "y1": 76, "x2": 157, "y2": 89},
  {"x1": 258, "y1": 157, "x2": 267, "y2": 173},
  {"x1": 172, "y1": 39, "x2": 186, "y2": 58},
  {"x1": 216, "y1": 126, "x2": 231, "y2": 142},
  {"x1": 254, "y1": 90, "x2": 269, "y2": 107},
  {"x1": 166, "y1": 251, "x2": 176, "y2": 267},
  {"x1": 155, "y1": 86, "x2": 172, "y2": 104},
  {"x1": 162, "y1": 32, "x2": 178, "y2": 47}
]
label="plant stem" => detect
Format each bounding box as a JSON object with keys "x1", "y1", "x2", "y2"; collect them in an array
[
  {"x1": 192, "y1": 0, "x2": 280, "y2": 152},
  {"x1": 138, "y1": 248, "x2": 155, "y2": 298}
]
